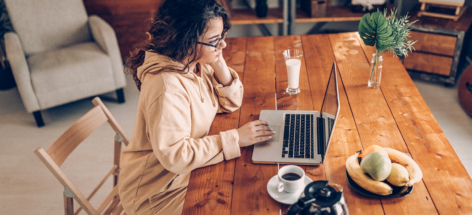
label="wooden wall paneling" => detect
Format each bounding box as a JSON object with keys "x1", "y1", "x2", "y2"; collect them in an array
[
  {"x1": 83, "y1": 0, "x2": 164, "y2": 59},
  {"x1": 83, "y1": 0, "x2": 163, "y2": 14},
  {"x1": 403, "y1": 52, "x2": 453, "y2": 76},
  {"x1": 374, "y1": 50, "x2": 472, "y2": 214},
  {"x1": 331, "y1": 32, "x2": 437, "y2": 214},
  {"x1": 231, "y1": 36, "x2": 279, "y2": 215},
  {"x1": 112, "y1": 13, "x2": 153, "y2": 59},
  {"x1": 182, "y1": 38, "x2": 247, "y2": 215}
]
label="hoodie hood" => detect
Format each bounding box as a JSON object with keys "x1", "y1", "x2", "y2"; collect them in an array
[
  {"x1": 137, "y1": 51, "x2": 216, "y2": 106},
  {"x1": 137, "y1": 51, "x2": 197, "y2": 82}
]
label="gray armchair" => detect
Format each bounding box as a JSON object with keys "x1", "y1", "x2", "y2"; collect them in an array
[{"x1": 4, "y1": 0, "x2": 126, "y2": 127}]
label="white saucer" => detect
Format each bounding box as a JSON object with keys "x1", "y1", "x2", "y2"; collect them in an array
[{"x1": 267, "y1": 175, "x2": 313, "y2": 205}]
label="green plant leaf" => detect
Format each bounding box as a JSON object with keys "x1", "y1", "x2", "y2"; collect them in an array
[{"x1": 358, "y1": 11, "x2": 393, "y2": 52}]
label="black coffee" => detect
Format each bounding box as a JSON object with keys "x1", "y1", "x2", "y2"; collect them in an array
[{"x1": 282, "y1": 173, "x2": 301, "y2": 181}]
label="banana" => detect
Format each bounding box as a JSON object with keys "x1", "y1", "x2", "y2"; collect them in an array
[
  {"x1": 384, "y1": 148, "x2": 423, "y2": 187},
  {"x1": 346, "y1": 153, "x2": 393, "y2": 195}
]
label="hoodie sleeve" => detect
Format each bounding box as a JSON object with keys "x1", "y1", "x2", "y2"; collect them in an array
[
  {"x1": 147, "y1": 91, "x2": 241, "y2": 174},
  {"x1": 211, "y1": 67, "x2": 244, "y2": 114}
]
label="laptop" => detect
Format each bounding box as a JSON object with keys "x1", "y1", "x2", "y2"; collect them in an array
[{"x1": 252, "y1": 62, "x2": 340, "y2": 165}]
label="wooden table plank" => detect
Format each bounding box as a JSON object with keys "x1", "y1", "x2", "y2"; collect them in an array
[
  {"x1": 328, "y1": 33, "x2": 408, "y2": 150},
  {"x1": 183, "y1": 38, "x2": 247, "y2": 215},
  {"x1": 273, "y1": 35, "x2": 314, "y2": 213},
  {"x1": 326, "y1": 64, "x2": 387, "y2": 215},
  {"x1": 231, "y1": 36, "x2": 280, "y2": 215},
  {"x1": 330, "y1": 33, "x2": 438, "y2": 215},
  {"x1": 223, "y1": 37, "x2": 248, "y2": 79},
  {"x1": 299, "y1": 34, "x2": 385, "y2": 215},
  {"x1": 274, "y1": 35, "x2": 313, "y2": 111},
  {"x1": 374, "y1": 51, "x2": 472, "y2": 214},
  {"x1": 357, "y1": 32, "x2": 472, "y2": 213},
  {"x1": 300, "y1": 33, "x2": 333, "y2": 190},
  {"x1": 300, "y1": 34, "x2": 334, "y2": 189},
  {"x1": 301, "y1": 34, "x2": 337, "y2": 110}
]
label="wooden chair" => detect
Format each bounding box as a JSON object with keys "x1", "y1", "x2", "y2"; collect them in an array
[{"x1": 34, "y1": 97, "x2": 129, "y2": 215}]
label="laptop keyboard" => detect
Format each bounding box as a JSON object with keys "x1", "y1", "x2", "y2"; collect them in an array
[
  {"x1": 282, "y1": 114, "x2": 315, "y2": 159},
  {"x1": 328, "y1": 117, "x2": 335, "y2": 142}
]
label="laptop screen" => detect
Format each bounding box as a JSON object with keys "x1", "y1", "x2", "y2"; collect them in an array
[{"x1": 320, "y1": 63, "x2": 340, "y2": 156}]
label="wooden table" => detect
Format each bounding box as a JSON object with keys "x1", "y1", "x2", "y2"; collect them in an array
[{"x1": 182, "y1": 32, "x2": 472, "y2": 215}]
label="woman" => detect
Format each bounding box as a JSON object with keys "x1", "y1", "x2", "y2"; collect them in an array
[{"x1": 118, "y1": 0, "x2": 275, "y2": 214}]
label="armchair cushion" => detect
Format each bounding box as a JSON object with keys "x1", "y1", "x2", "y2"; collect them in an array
[
  {"x1": 4, "y1": 0, "x2": 92, "y2": 56},
  {"x1": 89, "y1": 15, "x2": 126, "y2": 88},
  {"x1": 4, "y1": 32, "x2": 40, "y2": 112},
  {"x1": 29, "y1": 42, "x2": 116, "y2": 109}
]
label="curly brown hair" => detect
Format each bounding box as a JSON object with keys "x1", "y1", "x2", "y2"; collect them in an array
[{"x1": 125, "y1": 0, "x2": 231, "y2": 90}]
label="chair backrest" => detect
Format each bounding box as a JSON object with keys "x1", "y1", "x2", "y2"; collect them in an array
[
  {"x1": 35, "y1": 97, "x2": 129, "y2": 215},
  {"x1": 4, "y1": 0, "x2": 92, "y2": 56}
]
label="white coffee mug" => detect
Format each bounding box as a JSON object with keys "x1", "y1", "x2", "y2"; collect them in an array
[{"x1": 277, "y1": 165, "x2": 305, "y2": 193}]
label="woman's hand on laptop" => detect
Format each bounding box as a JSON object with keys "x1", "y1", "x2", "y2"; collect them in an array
[{"x1": 237, "y1": 120, "x2": 275, "y2": 147}]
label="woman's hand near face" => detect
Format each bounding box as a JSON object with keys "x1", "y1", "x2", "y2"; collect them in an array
[
  {"x1": 209, "y1": 52, "x2": 233, "y2": 86},
  {"x1": 237, "y1": 120, "x2": 275, "y2": 147},
  {"x1": 208, "y1": 54, "x2": 226, "y2": 74},
  {"x1": 208, "y1": 51, "x2": 225, "y2": 66}
]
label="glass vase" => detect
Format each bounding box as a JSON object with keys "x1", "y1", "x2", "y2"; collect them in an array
[{"x1": 368, "y1": 53, "x2": 383, "y2": 88}]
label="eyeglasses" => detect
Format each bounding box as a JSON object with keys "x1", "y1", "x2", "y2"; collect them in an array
[{"x1": 197, "y1": 29, "x2": 228, "y2": 51}]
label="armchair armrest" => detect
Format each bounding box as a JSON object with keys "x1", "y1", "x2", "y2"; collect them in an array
[
  {"x1": 4, "y1": 32, "x2": 40, "y2": 113},
  {"x1": 89, "y1": 15, "x2": 126, "y2": 88}
]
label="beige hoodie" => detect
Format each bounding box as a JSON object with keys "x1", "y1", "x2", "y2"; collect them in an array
[{"x1": 118, "y1": 52, "x2": 244, "y2": 214}]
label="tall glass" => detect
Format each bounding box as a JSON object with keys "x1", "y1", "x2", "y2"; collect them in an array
[{"x1": 283, "y1": 49, "x2": 303, "y2": 95}]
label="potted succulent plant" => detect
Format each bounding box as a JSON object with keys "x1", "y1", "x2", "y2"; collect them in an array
[
  {"x1": 255, "y1": 0, "x2": 268, "y2": 18},
  {"x1": 358, "y1": 9, "x2": 417, "y2": 88}
]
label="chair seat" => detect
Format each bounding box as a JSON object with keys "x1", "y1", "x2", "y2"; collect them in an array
[{"x1": 29, "y1": 42, "x2": 117, "y2": 109}]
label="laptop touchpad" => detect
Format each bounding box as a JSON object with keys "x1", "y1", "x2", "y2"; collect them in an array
[{"x1": 267, "y1": 125, "x2": 280, "y2": 142}]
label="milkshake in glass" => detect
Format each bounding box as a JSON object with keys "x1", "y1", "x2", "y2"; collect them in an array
[{"x1": 283, "y1": 49, "x2": 303, "y2": 95}]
